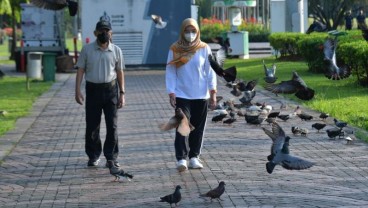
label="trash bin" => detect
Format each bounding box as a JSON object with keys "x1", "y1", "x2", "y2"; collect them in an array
[
  {"x1": 27, "y1": 52, "x2": 43, "y2": 79},
  {"x1": 42, "y1": 52, "x2": 57, "y2": 81}
]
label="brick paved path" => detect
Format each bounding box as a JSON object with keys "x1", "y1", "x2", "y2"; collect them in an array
[{"x1": 1, "y1": 70, "x2": 368, "y2": 208}]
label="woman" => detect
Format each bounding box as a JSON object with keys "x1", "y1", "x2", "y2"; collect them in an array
[{"x1": 165, "y1": 18, "x2": 217, "y2": 172}]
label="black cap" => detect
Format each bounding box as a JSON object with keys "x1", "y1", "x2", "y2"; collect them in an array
[{"x1": 95, "y1": 20, "x2": 112, "y2": 31}]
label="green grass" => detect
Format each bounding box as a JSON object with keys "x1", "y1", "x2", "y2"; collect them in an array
[
  {"x1": 0, "y1": 39, "x2": 52, "y2": 137},
  {"x1": 0, "y1": 77, "x2": 52, "y2": 136},
  {"x1": 225, "y1": 56, "x2": 368, "y2": 141}
]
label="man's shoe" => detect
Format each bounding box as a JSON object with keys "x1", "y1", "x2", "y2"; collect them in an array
[
  {"x1": 87, "y1": 158, "x2": 100, "y2": 167},
  {"x1": 176, "y1": 159, "x2": 188, "y2": 172},
  {"x1": 188, "y1": 157, "x2": 203, "y2": 169},
  {"x1": 105, "y1": 160, "x2": 120, "y2": 168}
]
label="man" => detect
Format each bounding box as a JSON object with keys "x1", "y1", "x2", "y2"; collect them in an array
[
  {"x1": 357, "y1": 9, "x2": 367, "y2": 29},
  {"x1": 345, "y1": 11, "x2": 353, "y2": 30},
  {"x1": 75, "y1": 20, "x2": 125, "y2": 167}
]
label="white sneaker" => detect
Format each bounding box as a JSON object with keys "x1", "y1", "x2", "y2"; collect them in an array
[
  {"x1": 189, "y1": 157, "x2": 203, "y2": 169},
  {"x1": 176, "y1": 159, "x2": 188, "y2": 172}
]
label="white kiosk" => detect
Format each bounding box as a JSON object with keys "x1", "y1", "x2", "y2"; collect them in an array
[{"x1": 227, "y1": 6, "x2": 249, "y2": 59}]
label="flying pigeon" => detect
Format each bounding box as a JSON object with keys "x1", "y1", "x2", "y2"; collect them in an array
[
  {"x1": 263, "y1": 60, "x2": 277, "y2": 83},
  {"x1": 107, "y1": 160, "x2": 133, "y2": 182},
  {"x1": 311, "y1": 123, "x2": 326, "y2": 132},
  {"x1": 160, "y1": 185, "x2": 182, "y2": 208},
  {"x1": 208, "y1": 50, "x2": 237, "y2": 82},
  {"x1": 159, "y1": 108, "x2": 194, "y2": 136},
  {"x1": 30, "y1": 0, "x2": 78, "y2": 16},
  {"x1": 265, "y1": 71, "x2": 315, "y2": 100},
  {"x1": 323, "y1": 36, "x2": 351, "y2": 80},
  {"x1": 262, "y1": 122, "x2": 315, "y2": 174},
  {"x1": 151, "y1": 14, "x2": 167, "y2": 29},
  {"x1": 306, "y1": 20, "x2": 327, "y2": 34},
  {"x1": 199, "y1": 181, "x2": 226, "y2": 201}
]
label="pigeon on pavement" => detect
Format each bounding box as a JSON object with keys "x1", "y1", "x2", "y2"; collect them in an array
[
  {"x1": 262, "y1": 122, "x2": 315, "y2": 174},
  {"x1": 199, "y1": 181, "x2": 226, "y2": 201},
  {"x1": 160, "y1": 185, "x2": 182, "y2": 207},
  {"x1": 312, "y1": 123, "x2": 326, "y2": 132},
  {"x1": 107, "y1": 160, "x2": 133, "y2": 182}
]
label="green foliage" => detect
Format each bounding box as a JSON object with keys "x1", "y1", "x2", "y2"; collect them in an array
[
  {"x1": 269, "y1": 32, "x2": 305, "y2": 57},
  {"x1": 224, "y1": 56, "x2": 368, "y2": 133},
  {"x1": 296, "y1": 33, "x2": 326, "y2": 73},
  {"x1": 200, "y1": 18, "x2": 269, "y2": 42}
]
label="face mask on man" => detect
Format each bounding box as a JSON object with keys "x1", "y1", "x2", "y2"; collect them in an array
[
  {"x1": 184, "y1": 32, "x2": 197, "y2": 42},
  {"x1": 97, "y1": 31, "x2": 110, "y2": 44}
]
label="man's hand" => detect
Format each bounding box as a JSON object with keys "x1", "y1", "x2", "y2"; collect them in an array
[
  {"x1": 118, "y1": 94, "x2": 125, "y2": 109},
  {"x1": 75, "y1": 91, "x2": 84, "y2": 105}
]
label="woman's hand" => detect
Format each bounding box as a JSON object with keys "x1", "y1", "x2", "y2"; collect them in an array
[{"x1": 169, "y1": 93, "x2": 176, "y2": 108}]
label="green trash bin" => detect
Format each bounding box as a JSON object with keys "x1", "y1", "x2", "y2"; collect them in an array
[{"x1": 42, "y1": 52, "x2": 57, "y2": 81}]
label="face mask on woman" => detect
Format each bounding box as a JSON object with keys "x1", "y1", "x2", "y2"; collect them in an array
[{"x1": 184, "y1": 32, "x2": 197, "y2": 42}]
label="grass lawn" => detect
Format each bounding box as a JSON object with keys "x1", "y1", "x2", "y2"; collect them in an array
[
  {"x1": 225, "y1": 56, "x2": 368, "y2": 141},
  {"x1": 0, "y1": 39, "x2": 52, "y2": 136}
]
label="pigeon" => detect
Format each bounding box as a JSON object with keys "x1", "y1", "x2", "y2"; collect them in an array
[
  {"x1": 263, "y1": 60, "x2": 277, "y2": 83},
  {"x1": 277, "y1": 114, "x2": 290, "y2": 122},
  {"x1": 326, "y1": 128, "x2": 344, "y2": 139},
  {"x1": 345, "y1": 136, "x2": 355, "y2": 145},
  {"x1": 265, "y1": 71, "x2": 315, "y2": 100},
  {"x1": 323, "y1": 36, "x2": 351, "y2": 80},
  {"x1": 159, "y1": 108, "x2": 194, "y2": 136},
  {"x1": 30, "y1": 0, "x2": 78, "y2": 16},
  {"x1": 297, "y1": 113, "x2": 313, "y2": 121},
  {"x1": 160, "y1": 185, "x2": 182, "y2": 208},
  {"x1": 212, "y1": 36, "x2": 231, "y2": 54},
  {"x1": 306, "y1": 20, "x2": 327, "y2": 34},
  {"x1": 208, "y1": 52, "x2": 237, "y2": 82},
  {"x1": 245, "y1": 114, "x2": 266, "y2": 125},
  {"x1": 312, "y1": 123, "x2": 326, "y2": 132},
  {"x1": 291, "y1": 126, "x2": 309, "y2": 136},
  {"x1": 223, "y1": 111, "x2": 236, "y2": 125},
  {"x1": 230, "y1": 84, "x2": 242, "y2": 97},
  {"x1": 151, "y1": 14, "x2": 167, "y2": 29},
  {"x1": 262, "y1": 123, "x2": 315, "y2": 174},
  {"x1": 334, "y1": 118, "x2": 347, "y2": 129},
  {"x1": 212, "y1": 110, "x2": 228, "y2": 122},
  {"x1": 107, "y1": 161, "x2": 133, "y2": 182},
  {"x1": 199, "y1": 181, "x2": 226, "y2": 201},
  {"x1": 319, "y1": 112, "x2": 329, "y2": 120}
]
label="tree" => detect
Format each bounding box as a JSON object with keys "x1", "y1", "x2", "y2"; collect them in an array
[
  {"x1": 196, "y1": 0, "x2": 212, "y2": 18},
  {"x1": 0, "y1": 0, "x2": 29, "y2": 60},
  {"x1": 308, "y1": 0, "x2": 368, "y2": 30}
]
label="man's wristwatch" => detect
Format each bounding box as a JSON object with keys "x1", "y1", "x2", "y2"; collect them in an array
[{"x1": 120, "y1": 91, "x2": 125, "y2": 95}]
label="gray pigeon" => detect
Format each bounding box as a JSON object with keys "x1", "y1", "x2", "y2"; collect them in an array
[
  {"x1": 151, "y1": 14, "x2": 167, "y2": 29},
  {"x1": 263, "y1": 60, "x2": 277, "y2": 83},
  {"x1": 160, "y1": 185, "x2": 182, "y2": 207},
  {"x1": 262, "y1": 123, "x2": 315, "y2": 174},
  {"x1": 323, "y1": 36, "x2": 351, "y2": 80},
  {"x1": 107, "y1": 160, "x2": 133, "y2": 182},
  {"x1": 334, "y1": 118, "x2": 347, "y2": 129},
  {"x1": 199, "y1": 181, "x2": 226, "y2": 201}
]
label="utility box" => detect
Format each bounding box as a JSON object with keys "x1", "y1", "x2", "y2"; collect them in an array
[
  {"x1": 27, "y1": 52, "x2": 43, "y2": 79},
  {"x1": 227, "y1": 31, "x2": 249, "y2": 59}
]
